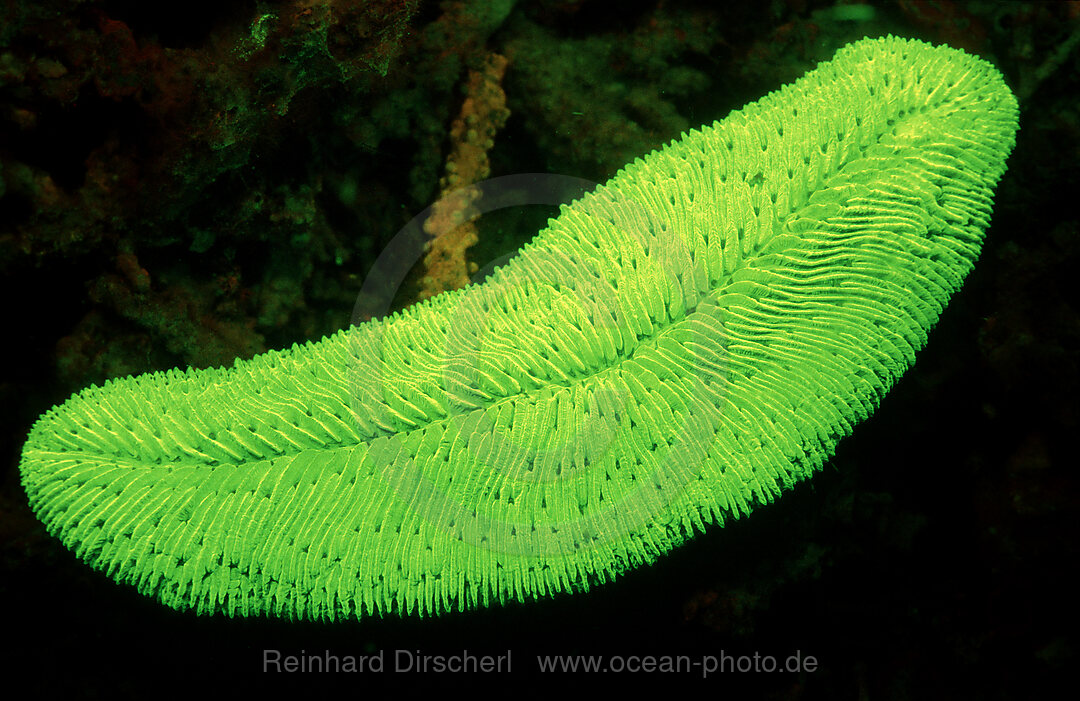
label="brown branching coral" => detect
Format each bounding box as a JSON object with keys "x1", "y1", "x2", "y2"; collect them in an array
[{"x1": 418, "y1": 52, "x2": 509, "y2": 301}]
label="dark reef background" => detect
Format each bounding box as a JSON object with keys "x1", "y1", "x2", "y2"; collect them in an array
[{"x1": 1, "y1": 0, "x2": 1077, "y2": 697}]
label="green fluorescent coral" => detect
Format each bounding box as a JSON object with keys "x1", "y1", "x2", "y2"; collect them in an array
[{"x1": 20, "y1": 36, "x2": 1018, "y2": 620}]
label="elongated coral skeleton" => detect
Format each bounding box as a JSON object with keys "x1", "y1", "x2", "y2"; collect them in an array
[{"x1": 20, "y1": 36, "x2": 1018, "y2": 620}]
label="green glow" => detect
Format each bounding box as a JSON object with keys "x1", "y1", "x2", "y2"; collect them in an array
[
  {"x1": 20, "y1": 37, "x2": 1018, "y2": 620},
  {"x1": 237, "y1": 13, "x2": 277, "y2": 61}
]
